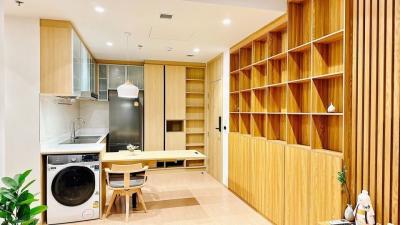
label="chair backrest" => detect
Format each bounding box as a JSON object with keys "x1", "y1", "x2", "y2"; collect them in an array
[{"x1": 106, "y1": 163, "x2": 148, "y2": 189}]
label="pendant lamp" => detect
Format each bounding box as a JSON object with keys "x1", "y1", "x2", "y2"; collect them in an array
[{"x1": 117, "y1": 32, "x2": 139, "y2": 99}]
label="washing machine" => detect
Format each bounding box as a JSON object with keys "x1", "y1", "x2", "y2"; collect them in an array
[{"x1": 46, "y1": 154, "x2": 100, "y2": 224}]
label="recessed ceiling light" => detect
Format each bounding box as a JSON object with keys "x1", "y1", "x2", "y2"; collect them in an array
[
  {"x1": 94, "y1": 6, "x2": 105, "y2": 13},
  {"x1": 106, "y1": 42, "x2": 113, "y2": 46},
  {"x1": 222, "y1": 18, "x2": 231, "y2": 26},
  {"x1": 193, "y1": 48, "x2": 200, "y2": 53}
]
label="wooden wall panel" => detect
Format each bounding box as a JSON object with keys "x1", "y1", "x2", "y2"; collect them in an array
[
  {"x1": 352, "y1": 0, "x2": 400, "y2": 224},
  {"x1": 165, "y1": 65, "x2": 186, "y2": 120}
]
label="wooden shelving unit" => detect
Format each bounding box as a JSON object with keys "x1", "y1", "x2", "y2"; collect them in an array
[
  {"x1": 228, "y1": 0, "x2": 348, "y2": 154},
  {"x1": 185, "y1": 67, "x2": 206, "y2": 153},
  {"x1": 228, "y1": 1, "x2": 351, "y2": 224}
]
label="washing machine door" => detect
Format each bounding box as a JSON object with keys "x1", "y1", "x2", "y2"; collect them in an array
[{"x1": 51, "y1": 166, "x2": 95, "y2": 206}]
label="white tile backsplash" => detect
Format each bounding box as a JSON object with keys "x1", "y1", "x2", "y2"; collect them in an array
[{"x1": 79, "y1": 100, "x2": 109, "y2": 129}]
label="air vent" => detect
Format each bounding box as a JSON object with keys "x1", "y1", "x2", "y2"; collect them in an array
[
  {"x1": 160, "y1": 13, "x2": 173, "y2": 19},
  {"x1": 187, "y1": 54, "x2": 194, "y2": 57}
]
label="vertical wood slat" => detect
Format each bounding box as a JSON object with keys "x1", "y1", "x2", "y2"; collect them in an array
[{"x1": 353, "y1": 0, "x2": 399, "y2": 224}]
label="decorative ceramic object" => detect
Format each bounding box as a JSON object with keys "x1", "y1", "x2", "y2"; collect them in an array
[
  {"x1": 328, "y1": 102, "x2": 336, "y2": 113},
  {"x1": 354, "y1": 190, "x2": 375, "y2": 225},
  {"x1": 344, "y1": 204, "x2": 355, "y2": 221}
]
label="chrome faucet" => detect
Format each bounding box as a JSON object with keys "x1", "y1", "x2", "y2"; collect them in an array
[{"x1": 71, "y1": 118, "x2": 85, "y2": 139}]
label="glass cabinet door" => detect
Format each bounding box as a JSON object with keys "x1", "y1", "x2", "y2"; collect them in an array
[
  {"x1": 80, "y1": 44, "x2": 90, "y2": 91},
  {"x1": 72, "y1": 31, "x2": 81, "y2": 95},
  {"x1": 127, "y1": 65, "x2": 144, "y2": 89},
  {"x1": 108, "y1": 65, "x2": 126, "y2": 89}
]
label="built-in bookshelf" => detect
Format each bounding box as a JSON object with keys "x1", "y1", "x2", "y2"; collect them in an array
[
  {"x1": 229, "y1": 0, "x2": 347, "y2": 153},
  {"x1": 185, "y1": 67, "x2": 206, "y2": 153}
]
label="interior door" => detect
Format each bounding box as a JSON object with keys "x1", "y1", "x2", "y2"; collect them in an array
[{"x1": 208, "y1": 78, "x2": 223, "y2": 182}]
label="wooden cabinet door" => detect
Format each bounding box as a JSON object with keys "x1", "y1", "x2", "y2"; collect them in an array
[
  {"x1": 144, "y1": 64, "x2": 164, "y2": 151},
  {"x1": 165, "y1": 65, "x2": 186, "y2": 120},
  {"x1": 165, "y1": 132, "x2": 186, "y2": 150}
]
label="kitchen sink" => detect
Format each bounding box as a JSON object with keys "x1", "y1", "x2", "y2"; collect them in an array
[{"x1": 60, "y1": 136, "x2": 101, "y2": 144}]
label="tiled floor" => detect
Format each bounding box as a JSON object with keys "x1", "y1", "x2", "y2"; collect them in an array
[{"x1": 74, "y1": 171, "x2": 272, "y2": 225}]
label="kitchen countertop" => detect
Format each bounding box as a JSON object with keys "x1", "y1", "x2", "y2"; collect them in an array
[
  {"x1": 40, "y1": 128, "x2": 108, "y2": 155},
  {"x1": 102, "y1": 150, "x2": 206, "y2": 163}
]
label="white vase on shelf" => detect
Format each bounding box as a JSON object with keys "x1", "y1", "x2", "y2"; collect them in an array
[
  {"x1": 344, "y1": 204, "x2": 355, "y2": 221},
  {"x1": 327, "y1": 102, "x2": 336, "y2": 113}
]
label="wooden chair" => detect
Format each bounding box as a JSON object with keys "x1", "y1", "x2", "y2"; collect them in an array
[{"x1": 104, "y1": 163, "x2": 148, "y2": 221}]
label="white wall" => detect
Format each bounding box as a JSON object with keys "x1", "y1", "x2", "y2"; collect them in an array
[
  {"x1": 222, "y1": 50, "x2": 230, "y2": 186},
  {"x1": 4, "y1": 16, "x2": 40, "y2": 193},
  {"x1": 79, "y1": 101, "x2": 109, "y2": 129},
  {"x1": 39, "y1": 96, "x2": 80, "y2": 143},
  {"x1": 0, "y1": 0, "x2": 5, "y2": 178}
]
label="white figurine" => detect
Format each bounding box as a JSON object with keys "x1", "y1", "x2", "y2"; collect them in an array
[
  {"x1": 354, "y1": 190, "x2": 375, "y2": 225},
  {"x1": 328, "y1": 102, "x2": 336, "y2": 113}
]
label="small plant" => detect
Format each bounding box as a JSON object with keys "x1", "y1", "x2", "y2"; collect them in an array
[
  {"x1": 338, "y1": 168, "x2": 351, "y2": 205},
  {"x1": 0, "y1": 170, "x2": 47, "y2": 225}
]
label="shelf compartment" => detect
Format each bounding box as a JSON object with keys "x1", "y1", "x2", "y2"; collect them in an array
[
  {"x1": 288, "y1": 81, "x2": 310, "y2": 113},
  {"x1": 186, "y1": 120, "x2": 204, "y2": 133},
  {"x1": 186, "y1": 67, "x2": 205, "y2": 80},
  {"x1": 288, "y1": 0, "x2": 311, "y2": 49},
  {"x1": 240, "y1": 91, "x2": 251, "y2": 112},
  {"x1": 230, "y1": 52, "x2": 240, "y2": 72},
  {"x1": 230, "y1": 72, "x2": 239, "y2": 92},
  {"x1": 268, "y1": 56, "x2": 288, "y2": 84},
  {"x1": 311, "y1": 76, "x2": 343, "y2": 113},
  {"x1": 186, "y1": 80, "x2": 205, "y2": 93},
  {"x1": 239, "y1": 114, "x2": 251, "y2": 135},
  {"x1": 186, "y1": 133, "x2": 204, "y2": 144},
  {"x1": 186, "y1": 159, "x2": 205, "y2": 167},
  {"x1": 251, "y1": 114, "x2": 267, "y2": 137},
  {"x1": 267, "y1": 114, "x2": 286, "y2": 141},
  {"x1": 267, "y1": 86, "x2": 287, "y2": 113},
  {"x1": 252, "y1": 89, "x2": 266, "y2": 113},
  {"x1": 186, "y1": 93, "x2": 204, "y2": 107},
  {"x1": 311, "y1": 115, "x2": 343, "y2": 152},
  {"x1": 267, "y1": 24, "x2": 288, "y2": 57},
  {"x1": 186, "y1": 107, "x2": 204, "y2": 120},
  {"x1": 239, "y1": 69, "x2": 251, "y2": 90},
  {"x1": 240, "y1": 45, "x2": 253, "y2": 68},
  {"x1": 287, "y1": 115, "x2": 310, "y2": 146},
  {"x1": 253, "y1": 38, "x2": 267, "y2": 63},
  {"x1": 186, "y1": 146, "x2": 204, "y2": 153},
  {"x1": 230, "y1": 113, "x2": 239, "y2": 132},
  {"x1": 166, "y1": 120, "x2": 184, "y2": 132},
  {"x1": 288, "y1": 44, "x2": 311, "y2": 81},
  {"x1": 313, "y1": 0, "x2": 344, "y2": 39},
  {"x1": 252, "y1": 64, "x2": 267, "y2": 88},
  {"x1": 312, "y1": 35, "x2": 343, "y2": 76},
  {"x1": 230, "y1": 93, "x2": 240, "y2": 112}
]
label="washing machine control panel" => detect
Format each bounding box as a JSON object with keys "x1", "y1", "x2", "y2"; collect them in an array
[{"x1": 48, "y1": 154, "x2": 99, "y2": 165}]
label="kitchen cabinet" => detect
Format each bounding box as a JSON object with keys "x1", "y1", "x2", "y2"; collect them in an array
[
  {"x1": 144, "y1": 64, "x2": 164, "y2": 151},
  {"x1": 165, "y1": 65, "x2": 186, "y2": 120},
  {"x1": 40, "y1": 19, "x2": 96, "y2": 98}
]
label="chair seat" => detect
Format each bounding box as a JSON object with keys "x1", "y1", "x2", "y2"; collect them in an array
[{"x1": 109, "y1": 178, "x2": 145, "y2": 188}]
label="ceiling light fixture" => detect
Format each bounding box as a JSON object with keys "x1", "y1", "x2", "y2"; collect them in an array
[
  {"x1": 222, "y1": 18, "x2": 232, "y2": 26},
  {"x1": 117, "y1": 32, "x2": 139, "y2": 99},
  {"x1": 106, "y1": 42, "x2": 113, "y2": 46},
  {"x1": 94, "y1": 6, "x2": 105, "y2": 13},
  {"x1": 193, "y1": 48, "x2": 200, "y2": 53}
]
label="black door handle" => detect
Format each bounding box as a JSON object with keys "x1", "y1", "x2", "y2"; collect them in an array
[{"x1": 215, "y1": 116, "x2": 222, "y2": 132}]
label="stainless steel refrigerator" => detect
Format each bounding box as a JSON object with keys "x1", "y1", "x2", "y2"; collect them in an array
[{"x1": 108, "y1": 90, "x2": 143, "y2": 152}]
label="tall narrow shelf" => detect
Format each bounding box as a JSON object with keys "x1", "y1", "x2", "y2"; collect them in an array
[
  {"x1": 312, "y1": 32, "x2": 344, "y2": 76},
  {"x1": 240, "y1": 91, "x2": 251, "y2": 112},
  {"x1": 311, "y1": 115, "x2": 343, "y2": 152},
  {"x1": 288, "y1": 44, "x2": 311, "y2": 81},
  {"x1": 268, "y1": 55, "x2": 288, "y2": 84},
  {"x1": 287, "y1": 115, "x2": 310, "y2": 146},
  {"x1": 252, "y1": 64, "x2": 267, "y2": 88},
  {"x1": 312, "y1": 0, "x2": 344, "y2": 39},
  {"x1": 267, "y1": 86, "x2": 287, "y2": 113},
  {"x1": 253, "y1": 37, "x2": 267, "y2": 63},
  {"x1": 251, "y1": 114, "x2": 267, "y2": 137},
  {"x1": 230, "y1": 93, "x2": 240, "y2": 112},
  {"x1": 288, "y1": 81, "x2": 310, "y2": 113},
  {"x1": 230, "y1": 71, "x2": 240, "y2": 92},
  {"x1": 230, "y1": 113, "x2": 239, "y2": 132},
  {"x1": 239, "y1": 69, "x2": 251, "y2": 90},
  {"x1": 252, "y1": 89, "x2": 266, "y2": 113},
  {"x1": 311, "y1": 75, "x2": 343, "y2": 113},
  {"x1": 288, "y1": 0, "x2": 311, "y2": 49},
  {"x1": 240, "y1": 114, "x2": 251, "y2": 135},
  {"x1": 240, "y1": 44, "x2": 253, "y2": 69},
  {"x1": 230, "y1": 51, "x2": 240, "y2": 72},
  {"x1": 267, "y1": 23, "x2": 288, "y2": 57},
  {"x1": 267, "y1": 114, "x2": 286, "y2": 141},
  {"x1": 185, "y1": 67, "x2": 206, "y2": 152}
]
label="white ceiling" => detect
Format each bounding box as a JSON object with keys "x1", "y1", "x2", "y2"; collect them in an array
[{"x1": 4, "y1": 0, "x2": 286, "y2": 62}]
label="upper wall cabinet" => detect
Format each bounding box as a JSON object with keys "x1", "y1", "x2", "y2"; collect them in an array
[
  {"x1": 40, "y1": 19, "x2": 96, "y2": 98},
  {"x1": 165, "y1": 65, "x2": 186, "y2": 120}
]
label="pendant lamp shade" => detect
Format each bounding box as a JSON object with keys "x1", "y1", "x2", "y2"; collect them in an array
[{"x1": 117, "y1": 80, "x2": 139, "y2": 99}]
